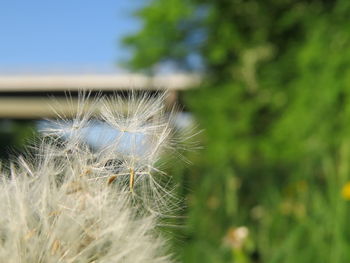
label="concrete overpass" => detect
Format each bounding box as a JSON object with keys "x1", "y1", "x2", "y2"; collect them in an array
[{"x1": 0, "y1": 74, "x2": 200, "y2": 118}]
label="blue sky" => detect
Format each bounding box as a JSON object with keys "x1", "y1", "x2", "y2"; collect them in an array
[{"x1": 0, "y1": 0, "x2": 144, "y2": 74}]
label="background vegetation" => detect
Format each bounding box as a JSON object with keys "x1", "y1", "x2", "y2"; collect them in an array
[
  {"x1": 123, "y1": 0, "x2": 350, "y2": 262},
  {"x1": 0, "y1": 120, "x2": 35, "y2": 160}
]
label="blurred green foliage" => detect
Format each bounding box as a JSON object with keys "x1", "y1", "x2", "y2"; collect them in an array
[
  {"x1": 0, "y1": 120, "x2": 35, "y2": 161},
  {"x1": 123, "y1": 0, "x2": 350, "y2": 262}
]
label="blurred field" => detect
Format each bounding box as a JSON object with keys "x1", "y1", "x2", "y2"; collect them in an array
[{"x1": 122, "y1": 0, "x2": 350, "y2": 262}]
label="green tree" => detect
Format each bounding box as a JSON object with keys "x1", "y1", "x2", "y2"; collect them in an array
[{"x1": 123, "y1": 1, "x2": 350, "y2": 262}]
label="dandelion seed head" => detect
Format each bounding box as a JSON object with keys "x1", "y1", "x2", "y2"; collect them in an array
[{"x1": 0, "y1": 90, "x2": 196, "y2": 262}]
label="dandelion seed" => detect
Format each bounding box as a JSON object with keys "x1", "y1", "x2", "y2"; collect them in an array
[
  {"x1": 107, "y1": 174, "x2": 118, "y2": 185},
  {"x1": 129, "y1": 168, "x2": 135, "y2": 192},
  {"x1": 0, "y1": 90, "x2": 195, "y2": 262}
]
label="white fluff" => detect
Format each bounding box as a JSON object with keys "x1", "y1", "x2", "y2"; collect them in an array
[{"x1": 0, "y1": 92, "x2": 181, "y2": 263}]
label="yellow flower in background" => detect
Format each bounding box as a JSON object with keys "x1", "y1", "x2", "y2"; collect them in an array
[{"x1": 341, "y1": 182, "x2": 350, "y2": 200}]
